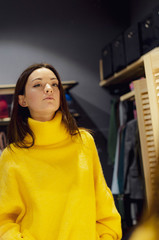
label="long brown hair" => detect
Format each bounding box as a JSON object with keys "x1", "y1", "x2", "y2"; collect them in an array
[{"x1": 7, "y1": 63, "x2": 79, "y2": 148}]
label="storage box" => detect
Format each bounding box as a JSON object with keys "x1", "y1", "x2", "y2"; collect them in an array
[
  {"x1": 111, "y1": 34, "x2": 126, "y2": 73},
  {"x1": 124, "y1": 24, "x2": 142, "y2": 65},
  {"x1": 153, "y1": 5, "x2": 159, "y2": 40},
  {"x1": 139, "y1": 12, "x2": 159, "y2": 54},
  {"x1": 101, "y1": 44, "x2": 113, "y2": 79}
]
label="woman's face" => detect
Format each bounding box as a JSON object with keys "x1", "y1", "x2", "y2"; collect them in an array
[{"x1": 18, "y1": 67, "x2": 60, "y2": 121}]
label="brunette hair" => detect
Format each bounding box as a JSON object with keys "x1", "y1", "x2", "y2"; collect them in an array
[{"x1": 7, "y1": 63, "x2": 79, "y2": 148}]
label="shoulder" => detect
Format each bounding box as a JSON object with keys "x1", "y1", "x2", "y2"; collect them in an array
[
  {"x1": 0, "y1": 147, "x2": 12, "y2": 159},
  {"x1": 79, "y1": 129, "x2": 94, "y2": 143},
  {"x1": 77, "y1": 129, "x2": 97, "y2": 153},
  {"x1": 0, "y1": 146, "x2": 15, "y2": 168}
]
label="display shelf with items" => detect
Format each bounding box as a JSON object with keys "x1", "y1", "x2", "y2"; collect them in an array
[
  {"x1": 0, "y1": 85, "x2": 15, "y2": 154},
  {"x1": 99, "y1": 47, "x2": 159, "y2": 88},
  {"x1": 100, "y1": 47, "x2": 159, "y2": 209},
  {"x1": 99, "y1": 54, "x2": 145, "y2": 87},
  {"x1": 0, "y1": 84, "x2": 15, "y2": 125}
]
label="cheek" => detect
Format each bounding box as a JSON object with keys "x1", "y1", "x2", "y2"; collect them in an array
[
  {"x1": 25, "y1": 90, "x2": 40, "y2": 105},
  {"x1": 57, "y1": 92, "x2": 60, "y2": 106}
]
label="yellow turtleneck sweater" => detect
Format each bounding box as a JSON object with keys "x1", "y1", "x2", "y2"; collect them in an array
[{"x1": 0, "y1": 111, "x2": 122, "y2": 240}]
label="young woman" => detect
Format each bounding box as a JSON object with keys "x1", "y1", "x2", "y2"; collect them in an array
[{"x1": 0, "y1": 63, "x2": 122, "y2": 240}]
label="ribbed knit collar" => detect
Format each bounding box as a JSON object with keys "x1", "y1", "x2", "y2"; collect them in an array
[{"x1": 27, "y1": 111, "x2": 69, "y2": 146}]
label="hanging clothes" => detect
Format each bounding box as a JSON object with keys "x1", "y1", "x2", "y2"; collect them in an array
[
  {"x1": 124, "y1": 119, "x2": 145, "y2": 199},
  {"x1": 107, "y1": 98, "x2": 118, "y2": 165},
  {"x1": 111, "y1": 99, "x2": 145, "y2": 230}
]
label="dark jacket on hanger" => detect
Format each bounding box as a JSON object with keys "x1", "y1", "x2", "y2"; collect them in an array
[{"x1": 123, "y1": 119, "x2": 145, "y2": 199}]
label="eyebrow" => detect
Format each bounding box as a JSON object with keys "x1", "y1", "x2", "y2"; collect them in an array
[{"x1": 31, "y1": 77, "x2": 58, "y2": 82}]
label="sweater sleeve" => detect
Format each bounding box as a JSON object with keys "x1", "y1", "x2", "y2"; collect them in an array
[
  {"x1": 0, "y1": 149, "x2": 35, "y2": 240},
  {"x1": 90, "y1": 136, "x2": 122, "y2": 240}
]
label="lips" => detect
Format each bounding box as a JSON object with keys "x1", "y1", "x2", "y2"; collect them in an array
[{"x1": 43, "y1": 97, "x2": 54, "y2": 100}]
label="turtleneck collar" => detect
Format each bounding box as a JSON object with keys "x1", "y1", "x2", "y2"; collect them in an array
[{"x1": 26, "y1": 111, "x2": 69, "y2": 146}]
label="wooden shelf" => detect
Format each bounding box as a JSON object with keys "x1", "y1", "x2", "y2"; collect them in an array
[
  {"x1": 0, "y1": 117, "x2": 11, "y2": 125},
  {"x1": 120, "y1": 90, "x2": 135, "y2": 101},
  {"x1": 99, "y1": 47, "x2": 159, "y2": 87},
  {"x1": 100, "y1": 57, "x2": 144, "y2": 87},
  {"x1": 0, "y1": 85, "x2": 15, "y2": 95},
  {"x1": 62, "y1": 81, "x2": 78, "y2": 91}
]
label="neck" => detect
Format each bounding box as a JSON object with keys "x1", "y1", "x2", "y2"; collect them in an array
[
  {"x1": 30, "y1": 112, "x2": 56, "y2": 122},
  {"x1": 26, "y1": 111, "x2": 70, "y2": 146}
]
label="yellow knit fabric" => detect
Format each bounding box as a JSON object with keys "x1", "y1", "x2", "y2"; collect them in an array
[{"x1": 0, "y1": 111, "x2": 122, "y2": 240}]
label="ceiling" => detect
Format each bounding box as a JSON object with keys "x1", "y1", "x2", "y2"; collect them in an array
[{"x1": 0, "y1": 0, "x2": 130, "y2": 28}]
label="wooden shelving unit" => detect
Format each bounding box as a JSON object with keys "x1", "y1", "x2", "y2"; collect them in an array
[
  {"x1": 99, "y1": 57, "x2": 144, "y2": 87},
  {"x1": 0, "y1": 84, "x2": 15, "y2": 95},
  {"x1": 99, "y1": 47, "x2": 159, "y2": 208},
  {"x1": 99, "y1": 47, "x2": 159, "y2": 87},
  {"x1": 120, "y1": 90, "x2": 135, "y2": 101},
  {"x1": 62, "y1": 81, "x2": 78, "y2": 91},
  {"x1": 0, "y1": 118, "x2": 11, "y2": 125}
]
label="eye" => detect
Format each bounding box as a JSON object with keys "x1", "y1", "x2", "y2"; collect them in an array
[
  {"x1": 52, "y1": 83, "x2": 59, "y2": 87},
  {"x1": 33, "y1": 83, "x2": 41, "y2": 88}
]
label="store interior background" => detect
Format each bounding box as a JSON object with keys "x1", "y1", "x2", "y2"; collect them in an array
[{"x1": 0, "y1": 0, "x2": 159, "y2": 187}]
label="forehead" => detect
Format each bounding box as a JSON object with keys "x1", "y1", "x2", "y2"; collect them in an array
[{"x1": 28, "y1": 67, "x2": 57, "y2": 82}]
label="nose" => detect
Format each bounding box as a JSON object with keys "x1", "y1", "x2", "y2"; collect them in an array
[{"x1": 44, "y1": 83, "x2": 53, "y2": 94}]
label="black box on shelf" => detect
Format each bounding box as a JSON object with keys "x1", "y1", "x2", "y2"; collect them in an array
[
  {"x1": 111, "y1": 34, "x2": 126, "y2": 73},
  {"x1": 139, "y1": 11, "x2": 159, "y2": 54},
  {"x1": 124, "y1": 24, "x2": 142, "y2": 65},
  {"x1": 101, "y1": 44, "x2": 113, "y2": 79},
  {"x1": 153, "y1": 5, "x2": 159, "y2": 39}
]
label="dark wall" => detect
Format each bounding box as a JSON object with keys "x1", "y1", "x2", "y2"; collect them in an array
[
  {"x1": 1, "y1": 0, "x2": 158, "y2": 173},
  {"x1": 0, "y1": 0, "x2": 130, "y2": 139},
  {"x1": 129, "y1": 0, "x2": 159, "y2": 24}
]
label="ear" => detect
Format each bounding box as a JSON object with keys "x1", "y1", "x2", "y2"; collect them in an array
[{"x1": 18, "y1": 95, "x2": 28, "y2": 107}]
